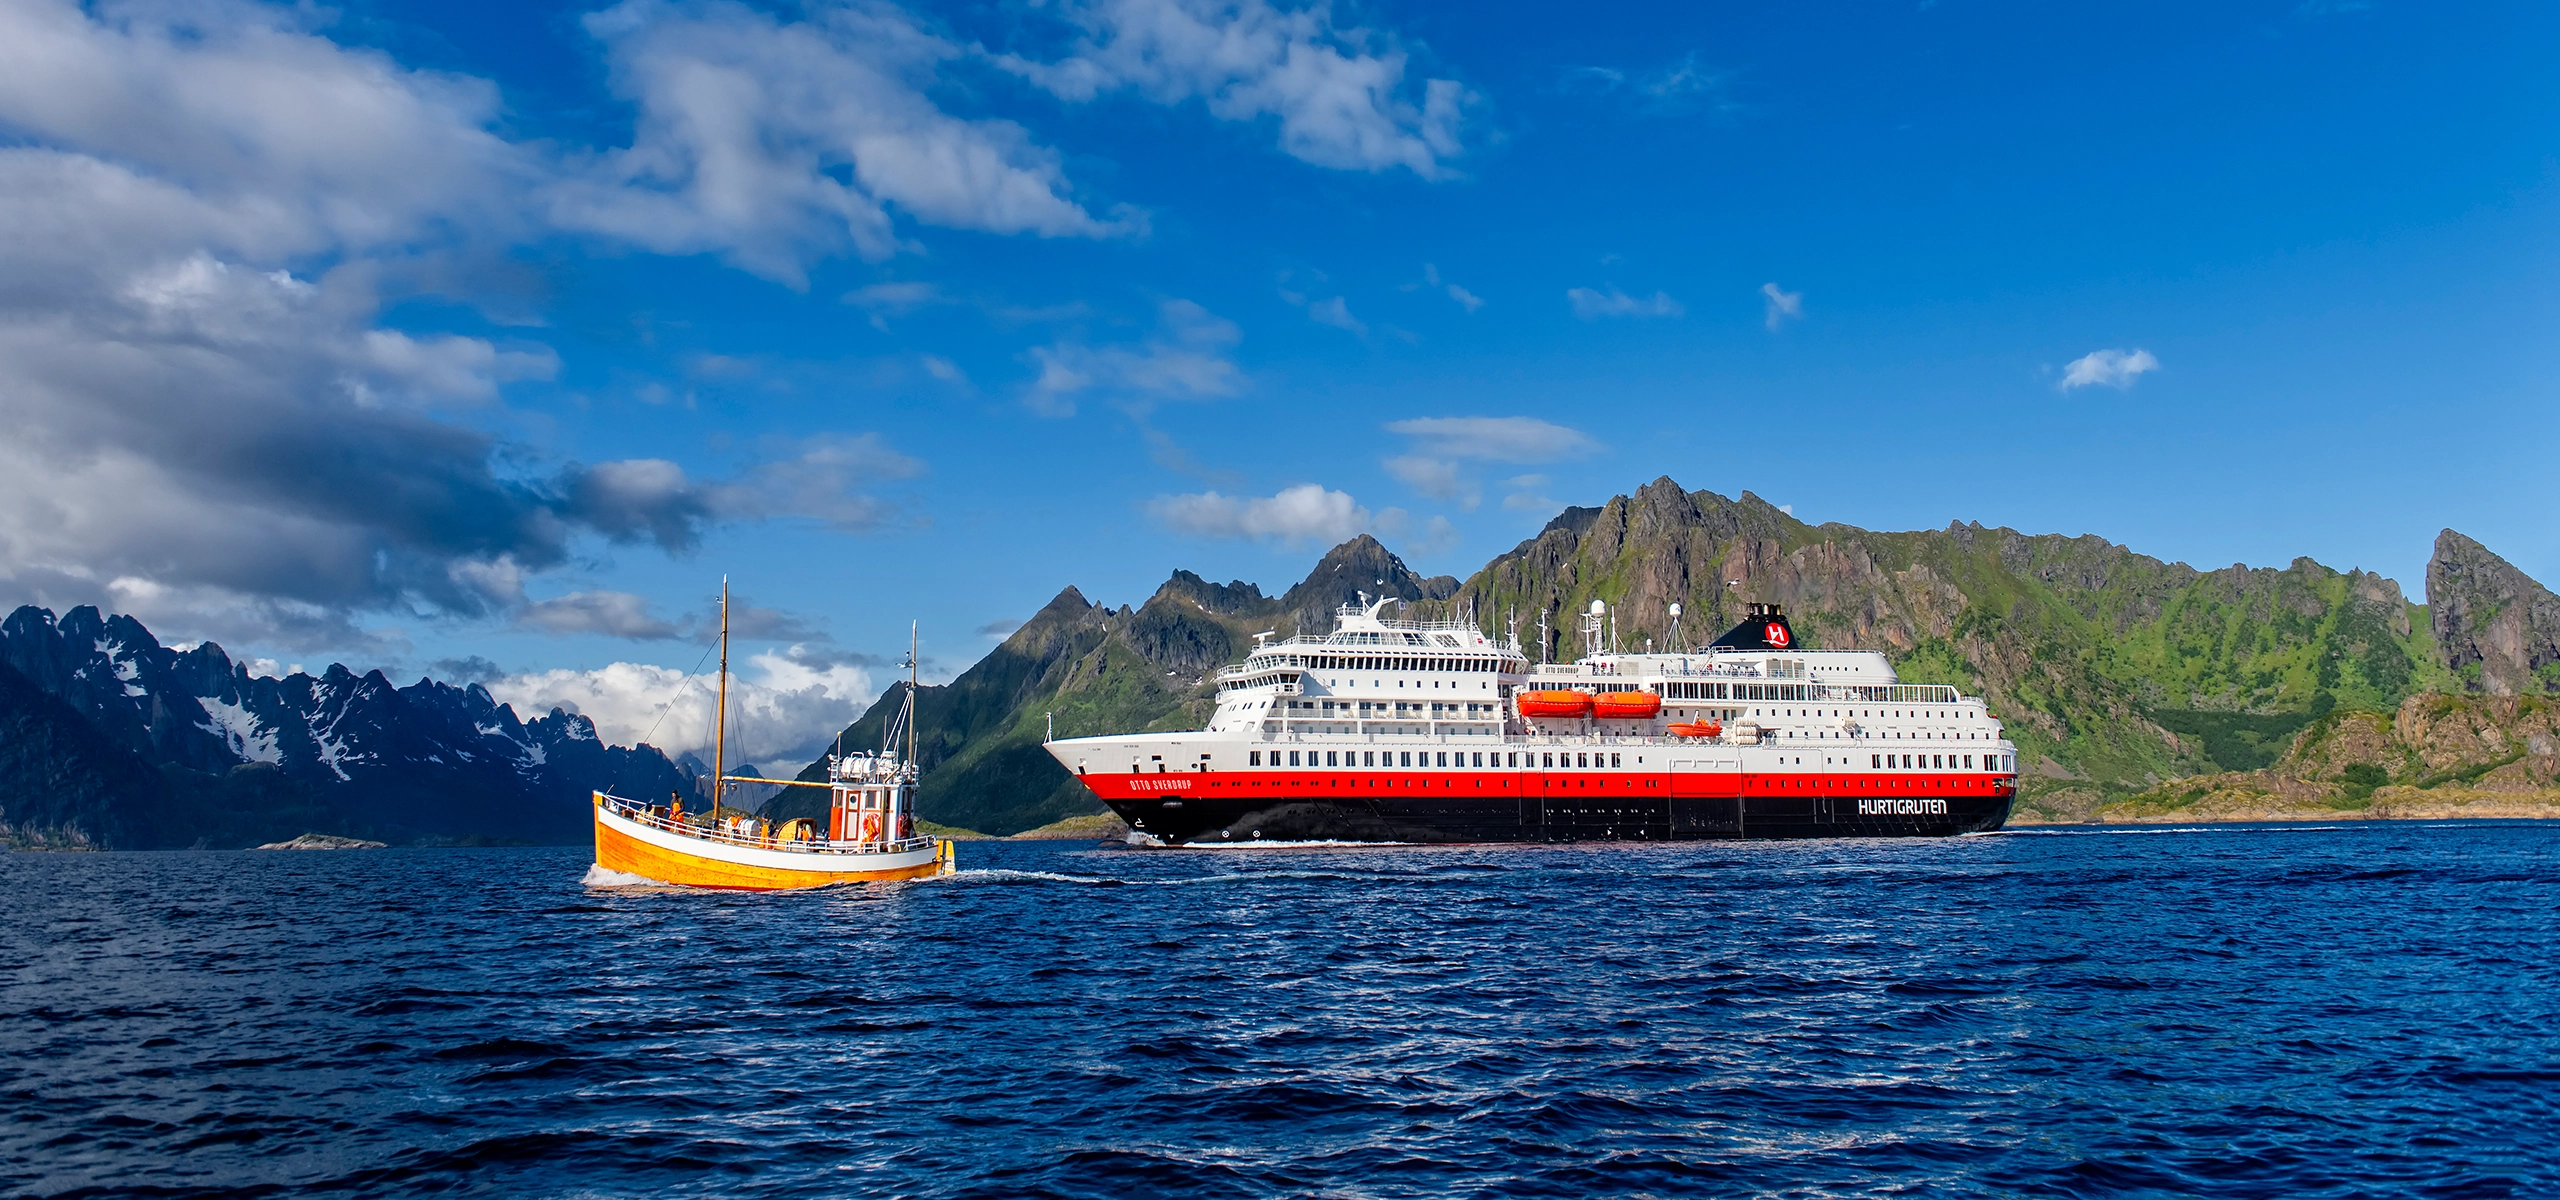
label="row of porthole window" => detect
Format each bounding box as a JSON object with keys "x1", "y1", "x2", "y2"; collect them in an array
[
  {"x1": 1249, "y1": 749, "x2": 1627, "y2": 769},
  {"x1": 1875, "y1": 753, "x2": 2013, "y2": 771}
]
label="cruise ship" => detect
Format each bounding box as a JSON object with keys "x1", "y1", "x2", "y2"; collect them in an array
[{"x1": 1041, "y1": 598, "x2": 2017, "y2": 843}]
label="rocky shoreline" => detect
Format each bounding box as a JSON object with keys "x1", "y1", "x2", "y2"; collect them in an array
[{"x1": 254, "y1": 833, "x2": 388, "y2": 850}]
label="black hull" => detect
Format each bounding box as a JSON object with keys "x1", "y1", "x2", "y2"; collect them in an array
[{"x1": 1106, "y1": 791, "x2": 2015, "y2": 844}]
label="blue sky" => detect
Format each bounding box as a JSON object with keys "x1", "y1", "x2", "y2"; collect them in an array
[{"x1": 1, "y1": 0, "x2": 2552, "y2": 760}]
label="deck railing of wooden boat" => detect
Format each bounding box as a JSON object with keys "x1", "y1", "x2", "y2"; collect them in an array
[{"x1": 596, "y1": 792, "x2": 935, "y2": 856}]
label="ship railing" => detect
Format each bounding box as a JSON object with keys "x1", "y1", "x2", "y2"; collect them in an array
[{"x1": 599, "y1": 793, "x2": 934, "y2": 856}]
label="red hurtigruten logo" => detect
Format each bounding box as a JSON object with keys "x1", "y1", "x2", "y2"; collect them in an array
[{"x1": 1764, "y1": 622, "x2": 1790, "y2": 647}]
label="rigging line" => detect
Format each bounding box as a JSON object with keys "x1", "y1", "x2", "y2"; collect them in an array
[{"x1": 639, "y1": 634, "x2": 721, "y2": 751}]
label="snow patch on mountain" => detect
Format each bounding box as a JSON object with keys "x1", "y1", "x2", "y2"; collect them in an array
[{"x1": 198, "y1": 698, "x2": 281, "y2": 764}]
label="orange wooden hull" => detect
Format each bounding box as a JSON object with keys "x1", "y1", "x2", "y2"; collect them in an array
[{"x1": 592, "y1": 800, "x2": 946, "y2": 891}]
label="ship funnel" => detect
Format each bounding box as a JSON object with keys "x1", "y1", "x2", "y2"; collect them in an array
[{"x1": 1708, "y1": 601, "x2": 1797, "y2": 651}]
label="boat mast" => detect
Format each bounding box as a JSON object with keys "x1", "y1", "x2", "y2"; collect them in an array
[
  {"x1": 916, "y1": 616, "x2": 926, "y2": 767},
  {"x1": 713, "y1": 577, "x2": 729, "y2": 814}
]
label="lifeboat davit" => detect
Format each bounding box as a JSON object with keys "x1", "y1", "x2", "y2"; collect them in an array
[
  {"x1": 1517, "y1": 690, "x2": 1594, "y2": 718},
  {"x1": 1593, "y1": 691, "x2": 1662, "y2": 720},
  {"x1": 1667, "y1": 720, "x2": 1723, "y2": 738}
]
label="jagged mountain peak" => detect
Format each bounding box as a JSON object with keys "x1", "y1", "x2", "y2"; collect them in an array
[
  {"x1": 1280, "y1": 534, "x2": 1458, "y2": 624},
  {"x1": 0, "y1": 602, "x2": 689, "y2": 846},
  {"x1": 2428, "y1": 528, "x2": 2560, "y2": 697},
  {"x1": 1150, "y1": 569, "x2": 1269, "y2": 616}
]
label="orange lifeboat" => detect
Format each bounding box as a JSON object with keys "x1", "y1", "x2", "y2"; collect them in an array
[
  {"x1": 1593, "y1": 691, "x2": 1661, "y2": 720},
  {"x1": 1667, "y1": 720, "x2": 1723, "y2": 738},
  {"x1": 1517, "y1": 690, "x2": 1594, "y2": 718}
]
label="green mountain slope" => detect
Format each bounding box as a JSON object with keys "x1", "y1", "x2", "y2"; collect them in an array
[
  {"x1": 783, "y1": 477, "x2": 2505, "y2": 833},
  {"x1": 1420, "y1": 477, "x2": 2443, "y2": 819},
  {"x1": 779, "y1": 538, "x2": 1456, "y2": 835}
]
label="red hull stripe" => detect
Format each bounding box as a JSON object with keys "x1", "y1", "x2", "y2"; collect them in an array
[{"x1": 1087, "y1": 770, "x2": 2017, "y2": 800}]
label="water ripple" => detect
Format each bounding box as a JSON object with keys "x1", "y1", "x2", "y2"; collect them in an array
[{"x1": 4, "y1": 823, "x2": 2557, "y2": 1197}]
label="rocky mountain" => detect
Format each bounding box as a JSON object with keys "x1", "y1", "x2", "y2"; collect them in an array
[
  {"x1": 2426, "y1": 529, "x2": 2560, "y2": 697},
  {"x1": 790, "y1": 480, "x2": 2552, "y2": 834},
  {"x1": 0, "y1": 606, "x2": 689, "y2": 848},
  {"x1": 1418, "y1": 478, "x2": 2445, "y2": 819},
  {"x1": 779, "y1": 537, "x2": 1456, "y2": 835}
]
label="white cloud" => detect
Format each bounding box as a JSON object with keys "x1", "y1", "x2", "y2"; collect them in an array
[
  {"x1": 1386, "y1": 416, "x2": 1598, "y2": 462},
  {"x1": 1381, "y1": 417, "x2": 1596, "y2": 510},
  {"x1": 723, "y1": 433, "x2": 925, "y2": 532},
  {"x1": 1414, "y1": 263, "x2": 1484, "y2": 313},
  {"x1": 845, "y1": 280, "x2": 951, "y2": 330},
  {"x1": 552, "y1": 0, "x2": 1134, "y2": 287},
  {"x1": 1306, "y1": 295, "x2": 1367, "y2": 336},
  {"x1": 1374, "y1": 508, "x2": 1460, "y2": 556},
  {"x1": 0, "y1": 0, "x2": 962, "y2": 655},
  {"x1": 2059, "y1": 348, "x2": 2161, "y2": 391},
  {"x1": 518, "y1": 590, "x2": 685, "y2": 639},
  {"x1": 1384, "y1": 455, "x2": 1468, "y2": 505},
  {"x1": 489, "y1": 647, "x2": 872, "y2": 765},
  {"x1": 1568, "y1": 285, "x2": 1684, "y2": 320},
  {"x1": 1147, "y1": 484, "x2": 1370, "y2": 545},
  {"x1": 1760, "y1": 281, "x2": 1802, "y2": 331},
  {"x1": 1027, "y1": 298, "x2": 1243, "y2": 416},
  {"x1": 1560, "y1": 52, "x2": 1733, "y2": 118},
  {"x1": 994, "y1": 0, "x2": 1472, "y2": 178}
]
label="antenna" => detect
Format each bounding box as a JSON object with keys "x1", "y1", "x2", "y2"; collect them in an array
[{"x1": 1537, "y1": 608, "x2": 1549, "y2": 665}]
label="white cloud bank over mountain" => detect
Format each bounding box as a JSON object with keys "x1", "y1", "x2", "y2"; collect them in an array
[
  {"x1": 0, "y1": 0, "x2": 1469, "y2": 654},
  {"x1": 490, "y1": 649, "x2": 875, "y2": 766}
]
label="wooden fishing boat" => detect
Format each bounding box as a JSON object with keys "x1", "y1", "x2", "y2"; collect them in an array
[{"x1": 592, "y1": 581, "x2": 952, "y2": 889}]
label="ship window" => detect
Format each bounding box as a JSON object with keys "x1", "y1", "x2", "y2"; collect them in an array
[
  {"x1": 1288, "y1": 751, "x2": 1300, "y2": 766},
  {"x1": 1472, "y1": 752, "x2": 1484, "y2": 767},
  {"x1": 1576, "y1": 753, "x2": 1589, "y2": 768},
  {"x1": 1871, "y1": 754, "x2": 1880, "y2": 768},
  {"x1": 1542, "y1": 753, "x2": 1554, "y2": 768},
  {"x1": 1965, "y1": 754, "x2": 1976, "y2": 769},
  {"x1": 1325, "y1": 750, "x2": 1338, "y2": 766},
  {"x1": 1610, "y1": 753, "x2": 1622, "y2": 768},
  {"x1": 1397, "y1": 751, "x2": 1411, "y2": 767},
  {"x1": 1249, "y1": 751, "x2": 1261, "y2": 766}
]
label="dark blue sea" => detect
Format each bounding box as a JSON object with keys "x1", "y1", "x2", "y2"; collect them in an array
[{"x1": 7, "y1": 821, "x2": 2558, "y2": 1198}]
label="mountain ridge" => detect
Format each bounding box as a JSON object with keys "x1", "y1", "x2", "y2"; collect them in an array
[
  {"x1": 792, "y1": 482, "x2": 2518, "y2": 834},
  {"x1": 0, "y1": 605, "x2": 691, "y2": 848}
]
